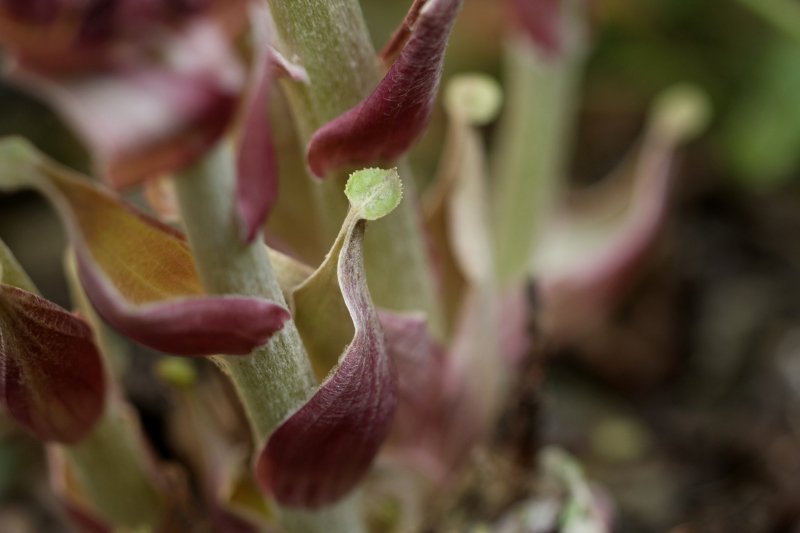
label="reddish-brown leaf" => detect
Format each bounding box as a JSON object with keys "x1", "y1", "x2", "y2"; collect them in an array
[
  {"x1": 306, "y1": 0, "x2": 462, "y2": 178},
  {"x1": 0, "y1": 286, "x2": 105, "y2": 443},
  {"x1": 256, "y1": 221, "x2": 397, "y2": 507},
  {"x1": 0, "y1": 138, "x2": 289, "y2": 356}
]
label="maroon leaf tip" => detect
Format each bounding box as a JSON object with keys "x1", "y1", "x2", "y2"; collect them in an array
[
  {"x1": 0, "y1": 285, "x2": 105, "y2": 443},
  {"x1": 256, "y1": 221, "x2": 397, "y2": 507},
  {"x1": 306, "y1": 0, "x2": 462, "y2": 178},
  {"x1": 0, "y1": 138, "x2": 290, "y2": 357},
  {"x1": 77, "y1": 254, "x2": 290, "y2": 356}
]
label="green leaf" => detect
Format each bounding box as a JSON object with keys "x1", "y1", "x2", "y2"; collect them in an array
[
  {"x1": 723, "y1": 41, "x2": 800, "y2": 188},
  {"x1": 344, "y1": 167, "x2": 403, "y2": 221}
]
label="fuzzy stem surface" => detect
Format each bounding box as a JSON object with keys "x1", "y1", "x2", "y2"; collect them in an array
[{"x1": 174, "y1": 142, "x2": 362, "y2": 532}]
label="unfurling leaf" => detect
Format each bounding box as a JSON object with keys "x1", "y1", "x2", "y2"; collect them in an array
[
  {"x1": 424, "y1": 74, "x2": 500, "y2": 330},
  {"x1": 292, "y1": 168, "x2": 403, "y2": 380},
  {"x1": 0, "y1": 138, "x2": 289, "y2": 356},
  {"x1": 441, "y1": 75, "x2": 501, "y2": 285},
  {"x1": 306, "y1": 0, "x2": 462, "y2": 178},
  {"x1": 0, "y1": 241, "x2": 105, "y2": 444},
  {"x1": 531, "y1": 85, "x2": 711, "y2": 335},
  {"x1": 256, "y1": 168, "x2": 401, "y2": 507}
]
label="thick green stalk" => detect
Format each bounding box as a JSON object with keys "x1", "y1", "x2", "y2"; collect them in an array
[
  {"x1": 174, "y1": 142, "x2": 363, "y2": 532},
  {"x1": 267, "y1": 0, "x2": 444, "y2": 336},
  {"x1": 175, "y1": 143, "x2": 313, "y2": 443},
  {"x1": 267, "y1": 0, "x2": 378, "y2": 137},
  {"x1": 492, "y1": 31, "x2": 585, "y2": 287}
]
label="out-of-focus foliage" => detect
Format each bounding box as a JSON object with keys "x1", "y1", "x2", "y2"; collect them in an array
[
  {"x1": 363, "y1": 0, "x2": 800, "y2": 192},
  {"x1": 722, "y1": 41, "x2": 800, "y2": 189},
  {"x1": 3, "y1": 0, "x2": 795, "y2": 193},
  {"x1": 581, "y1": 0, "x2": 800, "y2": 189}
]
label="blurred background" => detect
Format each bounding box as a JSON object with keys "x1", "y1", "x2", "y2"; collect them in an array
[{"x1": 1, "y1": 0, "x2": 800, "y2": 531}]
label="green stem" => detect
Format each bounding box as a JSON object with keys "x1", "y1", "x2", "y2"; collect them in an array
[
  {"x1": 174, "y1": 142, "x2": 363, "y2": 532},
  {"x1": 267, "y1": 0, "x2": 378, "y2": 137},
  {"x1": 267, "y1": 0, "x2": 444, "y2": 337},
  {"x1": 492, "y1": 17, "x2": 585, "y2": 287},
  {"x1": 175, "y1": 142, "x2": 313, "y2": 443}
]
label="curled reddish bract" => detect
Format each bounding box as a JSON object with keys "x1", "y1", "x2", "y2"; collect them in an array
[
  {"x1": 306, "y1": 0, "x2": 462, "y2": 178},
  {"x1": 77, "y1": 254, "x2": 289, "y2": 356},
  {"x1": 256, "y1": 220, "x2": 397, "y2": 508},
  {"x1": 0, "y1": 138, "x2": 290, "y2": 356}
]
